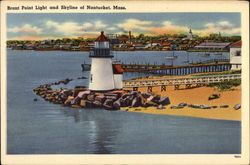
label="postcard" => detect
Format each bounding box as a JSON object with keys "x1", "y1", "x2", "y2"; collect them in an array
[{"x1": 1, "y1": 0, "x2": 249, "y2": 164}]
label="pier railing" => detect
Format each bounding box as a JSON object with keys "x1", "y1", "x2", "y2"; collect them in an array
[
  {"x1": 190, "y1": 58, "x2": 229, "y2": 65},
  {"x1": 123, "y1": 74, "x2": 241, "y2": 88},
  {"x1": 82, "y1": 62, "x2": 232, "y2": 75}
]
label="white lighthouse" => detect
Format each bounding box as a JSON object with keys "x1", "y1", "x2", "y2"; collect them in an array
[{"x1": 89, "y1": 31, "x2": 123, "y2": 91}]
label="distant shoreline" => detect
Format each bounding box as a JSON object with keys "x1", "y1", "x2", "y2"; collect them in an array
[{"x1": 9, "y1": 48, "x2": 229, "y2": 52}]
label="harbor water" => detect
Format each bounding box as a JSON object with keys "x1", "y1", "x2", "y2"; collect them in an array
[{"x1": 7, "y1": 50, "x2": 240, "y2": 154}]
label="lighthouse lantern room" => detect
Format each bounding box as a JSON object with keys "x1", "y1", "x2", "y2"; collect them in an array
[{"x1": 89, "y1": 31, "x2": 117, "y2": 91}]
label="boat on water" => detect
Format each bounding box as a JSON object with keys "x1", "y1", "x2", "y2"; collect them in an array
[
  {"x1": 183, "y1": 52, "x2": 190, "y2": 63},
  {"x1": 165, "y1": 52, "x2": 178, "y2": 60},
  {"x1": 165, "y1": 56, "x2": 177, "y2": 60}
]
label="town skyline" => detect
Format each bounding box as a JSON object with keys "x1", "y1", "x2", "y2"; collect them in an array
[{"x1": 7, "y1": 13, "x2": 241, "y2": 40}]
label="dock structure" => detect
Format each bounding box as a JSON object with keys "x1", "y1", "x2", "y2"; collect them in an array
[
  {"x1": 121, "y1": 62, "x2": 231, "y2": 75},
  {"x1": 82, "y1": 62, "x2": 232, "y2": 75},
  {"x1": 123, "y1": 74, "x2": 241, "y2": 92}
]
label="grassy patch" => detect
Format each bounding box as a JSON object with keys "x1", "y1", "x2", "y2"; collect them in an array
[
  {"x1": 207, "y1": 79, "x2": 241, "y2": 91},
  {"x1": 194, "y1": 70, "x2": 241, "y2": 76}
]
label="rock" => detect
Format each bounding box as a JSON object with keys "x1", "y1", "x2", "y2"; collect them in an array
[
  {"x1": 130, "y1": 91, "x2": 140, "y2": 97},
  {"x1": 75, "y1": 86, "x2": 86, "y2": 89},
  {"x1": 104, "y1": 93, "x2": 119, "y2": 97},
  {"x1": 59, "y1": 93, "x2": 68, "y2": 102},
  {"x1": 151, "y1": 95, "x2": 161, "y2": 103},
  {"x1": 188, "y1": 104, "x2": 201, "y2": 108},
  {"x1": 85, "y1": 100, "x2": 93, "y2": 108},
  {"x1": 211, "y1": 106, "x2": 218, "y2": 108},
  {"x1": 77, "y1": 90, "x2": 90, "y2": 98},
  {"x1": 95, "y1": 95, "x2": 106, "y2": 103},
  {"x1": 103, "y1": 99, "x2": 115, "y2": 110},
  {"x1": 139, "y1": 94, "x2": 147, "y2": 105},
  {"x1": 234, "y1": 104, "x2": 241, "y2": 110},
  {"x1": 64, "y1": 96, "x2": 74, "y2": 105},
  {"x1": 146, "y1": 95, "x2": 161, "y2": 104},
  {"x1": 159, "y1": 97, "x2": 171, "y2": 106},
  {"x1": 62, "y1": 78, "x2": 71, "y2": 84},
  {"x1": 105, "y1": 95, "x2": 118, "y2": 100},
  {"x1": 119, "y1": 98, "x2": 127, "y2": 107},
  {"x1": 103, "y1": 104, "x2": 113, "y2": 110},
  {"x1": 103, "y1": 99, "x2": 114, "y2": 107},
  {"x1": 170, "y1": 105, "x2": 183, "y2": 109},
  {"x1": 80, "y1": 99, "x2": 86, "y2": 107},
  {"x1": 71, "y1": 96, "x2": 81, "y2": 105},
  {"x1": 131, "y1": 96, "x2": 142, "y2": 107},
  {"x1": 121, "y1": 97, "x2": 131, "y2": 107},
  {"x1": 71, "y1": 105, "x2": 81, "y2": 108},
  {"x1": 62, "y1": 90, "x2": 73, "y2": 97},
  {"x1": 220, "y1": 104, "x2": 229, "y2": 108},
  {"x1": 64, "y1": 99, "x2": 71, "y2": 106},
  {"x1": 157, "y1": 105, "x2": 165, "y2": 109},
  {"x1": 113, "y1": 99, "x2": 121, "y2": 110},
  {"x1": 87, "y1": 94, "x2": 95, "y2": 101},
  {"x1": 144, "y1": 101, "x2": 158, "y2": 107},
  {"x1": 178, "y1": 102, "x2": 187, "y2": 107},
  {"x1": 208, "y1": 94, "x2": 220, "y2": 100},
  {"x1": 141, "y1": 92, "x2": 152, "y2": 99},
  {"x1": 93, "y1": 100, "x2": 102, "y2": 108},
  {"x1": 200, "y1": 105, "x2": 211, "y2": 109},
  {"x1": 77, "y1": 76, "x2": 87, "y2": 79},
  {"x1": 121, "y1": 94, "x2": 129, "y2": 99}
]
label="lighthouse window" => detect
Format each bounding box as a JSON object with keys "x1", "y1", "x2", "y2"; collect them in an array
[{"x1": 90, "y1": 74, "x2": 93, "y2": 83}]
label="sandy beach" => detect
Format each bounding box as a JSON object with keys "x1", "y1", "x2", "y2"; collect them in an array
[{"x1": 122, "y1": 82, "x2": 241, "y2": 121}]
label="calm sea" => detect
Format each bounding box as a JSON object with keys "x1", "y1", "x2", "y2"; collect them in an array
[{"x1": 7, "y1": 50, "x2": 240, "y2": 154}]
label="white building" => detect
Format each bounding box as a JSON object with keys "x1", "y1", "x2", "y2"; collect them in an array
[
  {"x1": 229, "y1": 40, "x2": 242, "y2": 70},
  {"x1": 187, "y1": 29, "x2": 197, "y2": 39},
  {"x1": 89, "y1": 31, "x2": 123, "y2": 91}
]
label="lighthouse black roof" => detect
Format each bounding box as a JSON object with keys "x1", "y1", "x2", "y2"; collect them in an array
[{"x1": 95, "y1": 31, "x2": 109, "y2": 42}]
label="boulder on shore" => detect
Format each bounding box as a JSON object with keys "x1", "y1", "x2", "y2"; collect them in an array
[
  {"x1": 159, "y1": 97, "x2": 171, "y2": 106},
  {"x1": 234, "y1": 104, "x2": 241, "y2": 110},
  {"x1": 131, "y1": 96, "x2": 142, "y2": 107}
]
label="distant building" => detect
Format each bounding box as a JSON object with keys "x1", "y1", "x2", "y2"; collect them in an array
[
  {"x1": 229, "y1": 40, "x2": 242, "y2": 70},
  {"x1": 186, "y1": 28, "x2": 197, "y2": 39},
  {"x1": 193, "y1": 42, "x2": 231, "y2": 51},
  {"x1": 132, "y1": 41, "x2": 145, "y2": 49},
  {"x1": 187, "y1": 29, "x2": 194, "y2": 39}
]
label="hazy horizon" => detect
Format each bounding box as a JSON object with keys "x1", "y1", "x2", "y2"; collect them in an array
[{"x1": 7, "y1": 13, "x2": 241, "y2": 41}]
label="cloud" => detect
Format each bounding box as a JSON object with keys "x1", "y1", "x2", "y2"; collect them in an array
[
  {"x1": 8, "y1": 18, "x2": 240, "y2": 40},
  {"x1": 146, "y1": 21, "x2": 188, "y2": 35},
  {"x1": 197, "y1": 21, "x2": 240, "y2": 36},
  {"x1": 46, "y1": 21, "x2": 83, "y2": 36},
  {"x1": 45, "y1": 20, "x2": 107, "y2": 37},
  {"x1": 8, "y1": 24, "x2": 43, "y2": 34},
  {"x1": 95, "y1": 21, "x2": 107, "y2": 29},
  {"x1": 116, "y1": 19, "x2": 152, "y2": 32},
  {"x1": 82, "y1": 21, "x2": 107, "y2": 31}
]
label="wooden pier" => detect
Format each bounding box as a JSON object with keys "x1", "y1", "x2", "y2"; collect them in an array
[
  {"x1": 82, "y1": 62, "x2": 232, "y2": 75},
  {"x1": 121, "y1": 62, "x2": 231, "y2": 75},
  {"x1": 123, "y1": 74, "x2": 241, "y2": 91}
]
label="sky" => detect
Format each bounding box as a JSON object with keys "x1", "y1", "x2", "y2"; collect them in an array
[{"x1": 7, "y1": 13, "x2": 241, "y2": 40}]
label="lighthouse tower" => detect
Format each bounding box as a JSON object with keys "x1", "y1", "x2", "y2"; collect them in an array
[{"x1": 89, "y1": 31, "x2": 115, "y2": 91}]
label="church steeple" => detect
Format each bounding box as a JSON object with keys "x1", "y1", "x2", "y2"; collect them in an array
[{"x1": 189, "y1": 28, "x2": 192, "y2": 34}]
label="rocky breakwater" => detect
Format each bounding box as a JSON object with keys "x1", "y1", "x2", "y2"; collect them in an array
[{"x1": 33, "y1": 80, "x2": 170, "y2": 111}]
